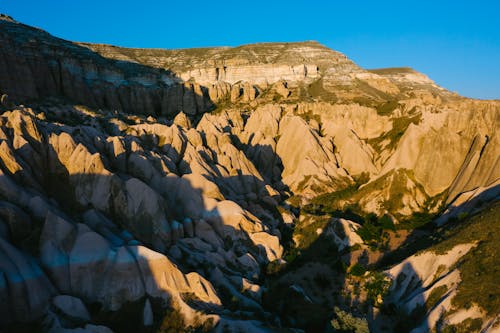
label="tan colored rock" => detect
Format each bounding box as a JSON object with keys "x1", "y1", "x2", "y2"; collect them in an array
[
  {"x1": 105, "y1": 136, "x2": 127, "y2": 171},
  {"x1": 204, "y1": 200, "x2": 264, "y2": 240},
  {"x1": 314, "y1": 103, "x2": 392, "y2": 139},
  {"x1": 248, "y1": 231, "x2": 283, "y2": 262},
  {"x1": 273, "y1": 80, "x2": 291, "y2": 98},
  {"x1": 173, "y1": 111, "x2": 192, "y2": 129},
  {"x1": 276, "y1": 115, "x2": 348, "y2": 192},
  {"x1": 243, "y1": 104, "x2": 282, "y2": 139},
  {"x1": 332, "y1": 127, "x2": 378, "y2": 175},
  {"x1": 354, "y1": 72, "x2": 400, "y2": 95},
  {"x1": 324, "y1": 218, "x2": 364, "y2": 251},
  {"x1": 0, "y1": 140, "x2": 23, "y2": 174},
  {"x1": 208, "y1": 81, "x2": 231, "y2": 102}
]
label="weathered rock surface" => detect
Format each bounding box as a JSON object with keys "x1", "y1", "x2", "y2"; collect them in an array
[
  {"x1": 0, "y1": 14, "x2": 498, "y2": 333},
  {"x1": 0, "y1": 18, "x2": 212, "y2": 117}
]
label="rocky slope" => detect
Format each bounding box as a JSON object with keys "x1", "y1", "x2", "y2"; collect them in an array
[{"x1": 0, "y1": 14, "x2": 498, "y2": 333}]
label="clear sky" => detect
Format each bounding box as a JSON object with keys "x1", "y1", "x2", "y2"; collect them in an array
[{"x1": 2, "y1": 0, "x2": 499, "y2": 99}]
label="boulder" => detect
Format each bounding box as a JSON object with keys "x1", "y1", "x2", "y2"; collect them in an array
[{"x1": 52, "y1": 295, "x2": 91, "y2": 324}]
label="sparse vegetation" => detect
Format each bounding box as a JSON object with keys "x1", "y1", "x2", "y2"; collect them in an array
[
  {"x1": 426, "y1": 285, "x2": 448, "y2": 310},
  {"x1": 304, "y1": 173, "x2": 369, "y2": 214},
  {"x1": 266, "y1": 259, "x2": 286, "y2": 275},
  {"x1": 296, "y1": 175, "x2": 313, "y2": 191},
  {"x1": 296, "y1": 109, "x2": 321, "y2": 124},
  {"x1": 442, "y1": 318, "x2": 483, "y2": 333},
  {"x1": 292, "y1": 215, "x2": 332, "y2": 250},
  {"x1": 363, "y1": 272, "x2": 391, "y2": 306},
  {"x1": 356, "y1": 213, "x2": 395, "y2": 249},
  {"x1": 375, "y1": 100, "x2": 399, "y2": 116},
  {"x1": 368, "y1": 114, "x2": 422, "y2": 152},
  {"x1": 158, "y1": 305, "x2": 187, "y2": 333},
  {"x1": 397, "y1": 211, "x2": 435, "y2": 230},
  {"x1": 349, "y1": 263, "x2": 366, "y2": 277},
  {"x1": 432, "y1": 202, "x2": 500, "y2": 315},
  {"x1": 307, "y1": 78, "x2": 337, "y2": 101},
  {"x1": 368, "y1": 67, "x2": 416, "y2": 75},
  {"x1": 328, "y1": 307, "x2": 369, "y2": 333},
  {"x1": 387, "y1": 202, "x2": 498, "y2": 332}
]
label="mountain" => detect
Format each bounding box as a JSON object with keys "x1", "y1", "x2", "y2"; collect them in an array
[{"x1": 0, "y1": 14, "x2": 498, "y2": 333}]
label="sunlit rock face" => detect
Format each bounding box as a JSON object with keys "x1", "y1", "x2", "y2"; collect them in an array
[{"x1": 0, "y1": 14, "x2": 499, "y2": 333}]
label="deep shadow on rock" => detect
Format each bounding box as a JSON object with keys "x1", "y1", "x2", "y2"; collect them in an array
[{"x1": 0, "y1": 18, "x2": 214, "y2": 117}]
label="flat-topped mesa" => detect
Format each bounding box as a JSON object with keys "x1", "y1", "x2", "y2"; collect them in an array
[
  {"x1": 0, "y1": 16, "x2": 454, "y2": 118},
  {"x1": 81, "y1": 41, "x2": 362, "y2": 86}
]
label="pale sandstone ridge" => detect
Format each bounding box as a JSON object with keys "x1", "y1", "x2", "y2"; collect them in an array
[{"x1": 82, "y1": 41, "x2": 356, "y2": 85}]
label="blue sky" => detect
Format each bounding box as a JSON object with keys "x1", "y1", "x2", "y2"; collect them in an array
[{"x1": 2, "y1": 0, "x2": 499, "y2": 99}]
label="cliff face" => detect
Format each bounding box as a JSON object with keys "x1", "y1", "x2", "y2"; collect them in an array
[
  {"x1": 0, "y1": 17, "x2": 215, "y2": 116},
  {"x1": 0, "y1": 15, "x2": 499, "y2": 333},
  {"x1": 81, "y1": 41, "x2": 356, "y2": 83}
]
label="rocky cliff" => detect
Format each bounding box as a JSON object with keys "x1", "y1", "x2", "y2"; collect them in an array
[{"x1": 0, "y1": 15, "x2": 498, "y2": 333}]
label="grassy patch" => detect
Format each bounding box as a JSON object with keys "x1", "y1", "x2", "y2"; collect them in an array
[
  {"x1": 452, "y1": 240, "x2": 499, "y2": 315},
  {"x1": 307, "y1": 78, "x2": 337, "y2": 101},
  {"x1": 304, "y1": 173, "x2": 369, "y2": 214},
  {"x1": 292, "y1": 215, "x2": 331, "y2": 251},
  {"x1": 376, "y1": 100, "x2": 399, "y2": 116},
  {"x1": 442, "y1": 318, "x2": 483, "y2": 333},
  {"x1": 431, "y1": 201, "x2": 500, "y2": 316},
  {"x1": 296, "y1": 175, "x2": 313, "y2": 192},
  {"x1": 397, "y1": 211, "x2": 436, "y2": 230},
  {"x1": 368, "y1": 114, "x2": 421, "y2": 152},
  {"x1": 296, "y1": 109, "x2": 321, "y2": 124},
  {"x1": 328, "y1": 307, "x2": 369, "y2": 333},
  {"x1": 426, "y1": 285, "x2": 448, "y2": 310},
  {"x1": 356, "y1": 214, "x2": 395, "y2": 250},
  {"x1": 308, "y1": 185, "x2": 357, "y2": 209},
  {"x1": 368, "y1": 67, "x2": 417, "y2": 75}
]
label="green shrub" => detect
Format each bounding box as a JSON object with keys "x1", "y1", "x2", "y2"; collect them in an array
[
  {"x1": 379, "y1": 215, "x2": 396, "y2": 230},
  {"x1": 363, "y1": 272, "x2": 391, "y2": 306},
  {"x1": 398, "y1": 211, "x2": 435, "y2": 230},
  {"x1": 356, "y1": 214, "x2": 395, "y2": 250},
  {"x1": 328, "y1": 307, "x2": 369, "y2": 333},
  {"x1": 349, "y1": 263, "x2": 366, "y2": 277}
]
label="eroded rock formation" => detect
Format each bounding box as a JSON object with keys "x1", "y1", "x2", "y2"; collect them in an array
[{"x1": 0, "y1": 15, "x2": 498, "y2": 333}]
